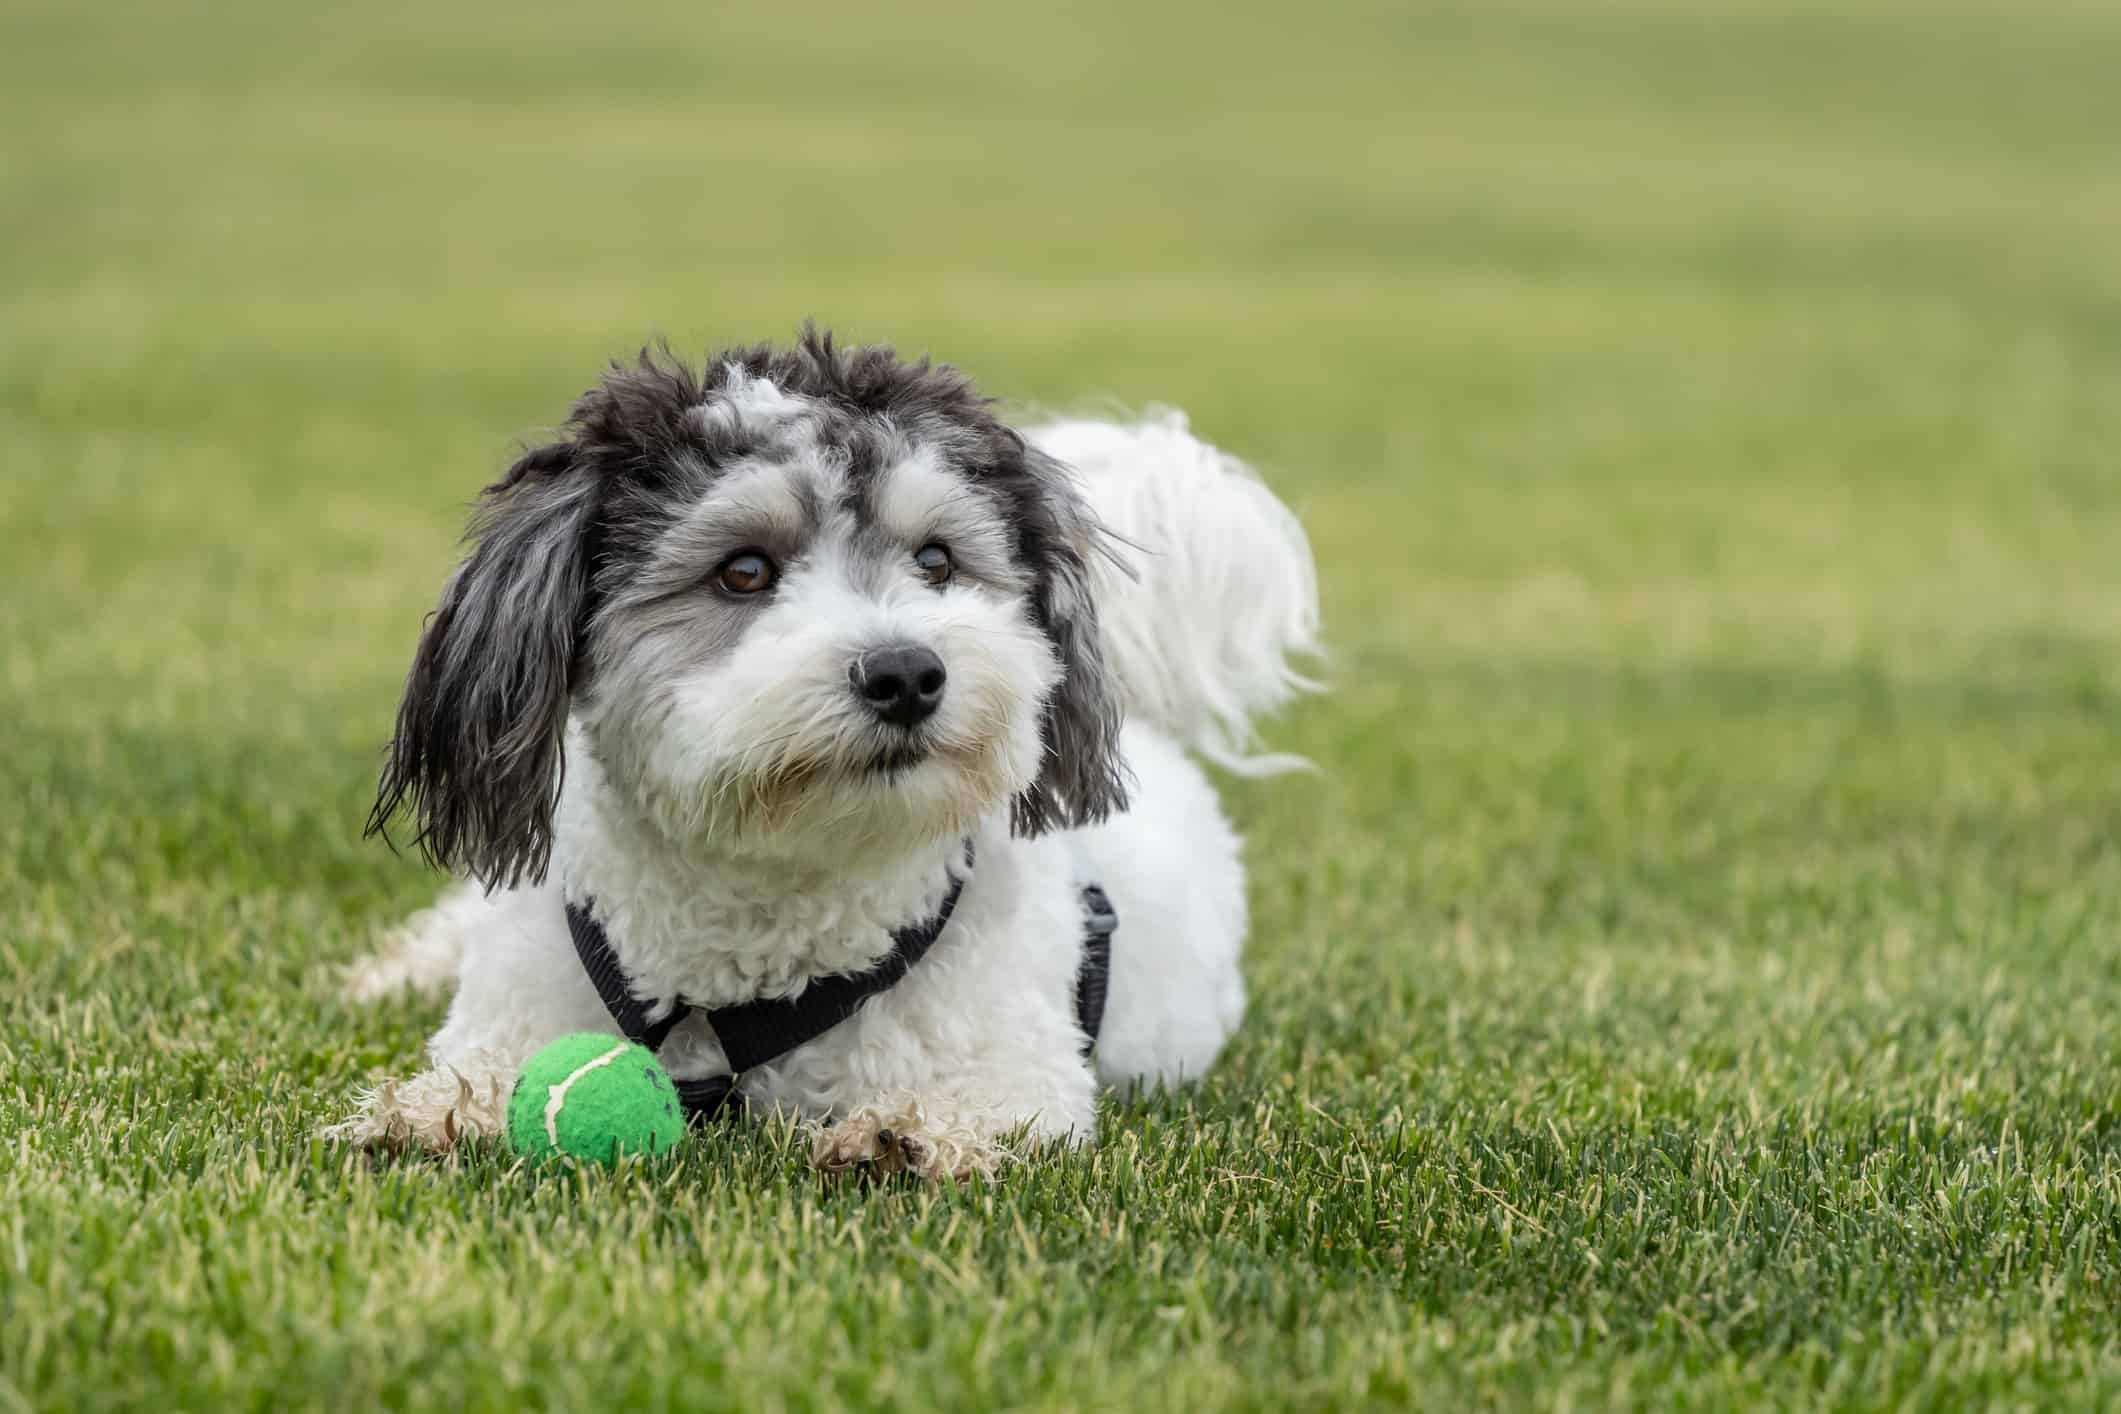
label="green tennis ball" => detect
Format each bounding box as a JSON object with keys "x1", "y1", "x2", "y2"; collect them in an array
[{"x1": 506, "y1": 1033, "x2": 685, "y2": 1166}]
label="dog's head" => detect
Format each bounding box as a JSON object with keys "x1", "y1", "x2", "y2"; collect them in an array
[{"x1": 370, "y1": 330, "x2": 1127, "y2": 886}]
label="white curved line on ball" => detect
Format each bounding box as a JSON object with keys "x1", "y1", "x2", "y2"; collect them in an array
[{"x1": 543, "y1": 1042, "x2": 632, "y2": 1147}]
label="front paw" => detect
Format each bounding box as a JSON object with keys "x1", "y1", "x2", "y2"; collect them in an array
[
  {"x1": 323, "y1": 1068, "x2": 508, "y2": 1154},
  {"x1": 809, "y1": 1101, "x2": 1011, "y2": 1182}
]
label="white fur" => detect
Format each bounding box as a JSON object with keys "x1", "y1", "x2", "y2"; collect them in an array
[
  {"x1": 332, "y1": 414, "x2": 1318, "y2": 1177},
  {"x1": 1031, "y1": 411, "x2": 1323, "y2": 773},
  {"x1": 694, "y1": 366, "x2": 812, "y2": 435}
]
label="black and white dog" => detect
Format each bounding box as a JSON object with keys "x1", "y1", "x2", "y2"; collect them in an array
[{"x1": 334, "y1": 331, "x2": 1319, "y2": 1177}]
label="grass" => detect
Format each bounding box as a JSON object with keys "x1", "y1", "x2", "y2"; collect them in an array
[{"x1": 5, "y1": 0, "x2": 2121, "y2": 1407}]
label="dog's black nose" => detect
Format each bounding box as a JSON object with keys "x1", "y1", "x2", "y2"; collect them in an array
[{"x1": 851, "y1": 644, "x2": 947, "y2": 728}]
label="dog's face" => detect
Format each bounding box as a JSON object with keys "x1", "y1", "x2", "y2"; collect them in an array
[
  {"x1": 586, "y1": 368, "x2": 1074, "y2": 854},
  {"x1": 370, "y1": 332, "x2": 1127, "y2": 886}
]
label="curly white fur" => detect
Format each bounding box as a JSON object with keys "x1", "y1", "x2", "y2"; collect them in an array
[{"x1": 1035, "y1": 411, "x2": 1324, "y2": 773}]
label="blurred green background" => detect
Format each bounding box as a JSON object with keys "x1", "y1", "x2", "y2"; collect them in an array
[{"x1": 5, "y1": 1, "x2": 2120, "y2": 1409}]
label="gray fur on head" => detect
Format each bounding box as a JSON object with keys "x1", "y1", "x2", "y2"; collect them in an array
[{"x1": 368, "y1": 326, "x2": 1129, "y2": 886}]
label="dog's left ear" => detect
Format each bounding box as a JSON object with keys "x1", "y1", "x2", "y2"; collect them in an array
[
  {"x1": 1013, "y1": 447, "x2": 1130, "y2": 836},
  {"x1": 367, "y1": 440, "x2": 601, "y2": 888}
]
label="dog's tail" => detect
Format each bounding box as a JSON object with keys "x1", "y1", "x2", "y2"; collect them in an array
[{"x1": 1031, "y1": 411, "x2": 1323, "y2": 774}]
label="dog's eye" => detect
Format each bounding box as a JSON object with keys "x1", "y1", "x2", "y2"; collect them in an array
[
  {"x1": 914, "y1": 543, "x2": 953, "y2": 586},
  {"x1": 714, "y1": 550, "x2": 778, "y2": 596}
]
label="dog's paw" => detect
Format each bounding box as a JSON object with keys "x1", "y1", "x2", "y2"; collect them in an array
[
  {"x1": 322, "y1": 1067, "x2": 508, "y2": 1154},
  {"x1": 809, "y1": 1101, "x2": 1011, "y2": 1182}
]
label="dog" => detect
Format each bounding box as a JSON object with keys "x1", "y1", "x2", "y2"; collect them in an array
[{"x1": 331, "y1": 329, "x2": 1320, "y2": 1178}]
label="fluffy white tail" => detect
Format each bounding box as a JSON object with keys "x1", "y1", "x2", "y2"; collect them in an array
[{"x1": 1031, "y1": 411, "x2": 1323, "y2": 773}]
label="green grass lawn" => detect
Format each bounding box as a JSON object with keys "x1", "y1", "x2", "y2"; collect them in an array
[{"x1": 6, "y1": 0, "x2": 2121, "y2": 1407}]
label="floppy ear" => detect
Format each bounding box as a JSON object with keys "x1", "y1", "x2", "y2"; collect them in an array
[
  {"x1": 1013, "y1": 450, "x2": 1130, "y2": 836},
  {"x1": 367, "y1": 442, "x2": 599, "y2": 888}
]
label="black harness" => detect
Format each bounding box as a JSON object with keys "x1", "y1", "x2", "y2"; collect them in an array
[{"x1": 566, "y1": 842, "x2": 1116, "y2": 1124}]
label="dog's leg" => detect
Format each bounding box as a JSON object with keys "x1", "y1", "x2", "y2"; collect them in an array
[
  {"x1": 791, "y1": 852, "x2": 1106, "y2": 1182},
  {"x1": 327, "y1": 884, "x2": 514, "y2": 1152},
  {"x1": 328, "y1": 879, "x2": 612, "y2": 1153},
  {"x1": 796, "y1": 1014, "x2": 1098, "y2": 1181}
]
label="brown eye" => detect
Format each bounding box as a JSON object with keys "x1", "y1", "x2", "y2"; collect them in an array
[
  {"x1": 914, "y1": 542, "x2": 952, "y2": 586},
  {"x1": 715, "y1": 551, "x2": 777, "y2": 596}
]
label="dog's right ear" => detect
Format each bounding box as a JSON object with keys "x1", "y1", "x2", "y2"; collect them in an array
[{"x1": 367, "y1": 441, "x2": 599, "y2": 889}]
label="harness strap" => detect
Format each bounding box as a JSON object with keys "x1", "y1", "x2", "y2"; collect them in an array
[
  {"x1": 1075, "y1": 884, "x2": 1116, "y2": 1057},
  {"x1": 567, "y1": 843, "x2": 972, "y2": 1124},
  {"x1": 565, "y1": 842, "x2": 1117, "y2": 1125}
]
